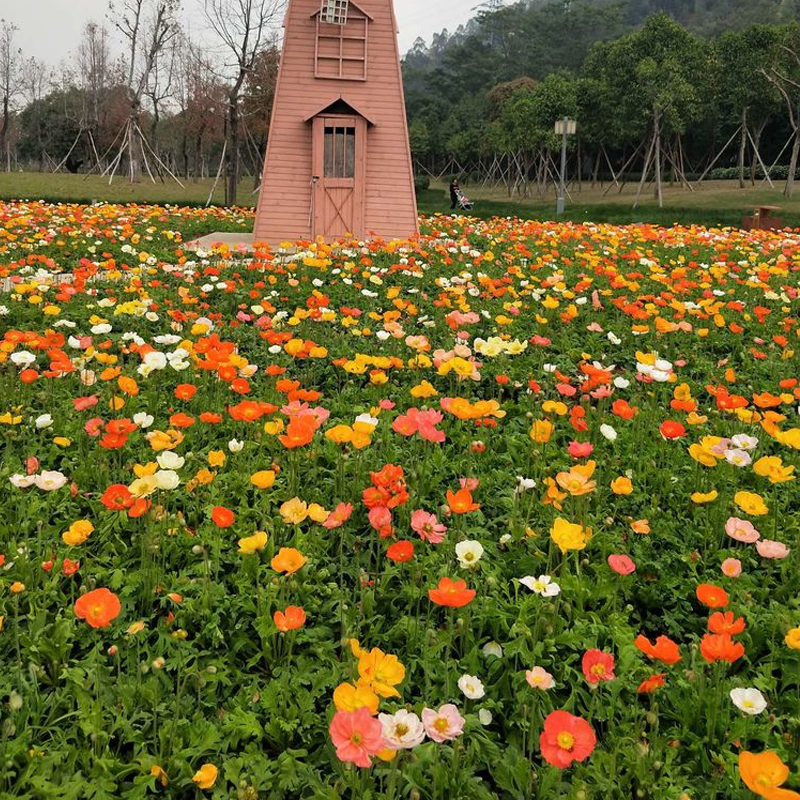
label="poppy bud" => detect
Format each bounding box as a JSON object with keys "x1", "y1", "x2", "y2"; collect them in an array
[{"x1": 646, "y1": 712, "x2": 657, "y2": 726}]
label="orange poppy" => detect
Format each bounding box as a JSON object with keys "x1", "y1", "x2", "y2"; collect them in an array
[
  {"x1": 174, "y1": 383, "x2": 197, "y2": 400},
  {"x1": 273, "y1": 606, "x2": 306, "y2": 632},
  {"x1": 633, "y1": 634, "x2": 682, "y2": 665},
  {"x1": 428, "y1": 577, "x2": 476, "y2": 607},
  {"x1": 210, "y1": 506, "x2": 235, "y2": 528},
  {"x1": 271, "y1": 547, "x2": 307, "y2": 575},
  {"x1": 700, "y1": 632, "x2": 744, "y2": 663},
  {"x1": 446, "y1": 488, "x2": 480, "y2": 514},
  {"x1": 708, "y1": 611, "x2": 746, "y2": 636},
  {"x1": 278, "y1": 415, "x2": 318, "y2": 449},
  {"x1": 696, "y1": 583, "x2": 729, "y2": 608},
  {"x1": 74, "y1": 588, "x2": 121, "y2": 629},
  {"x1": 637, "y1": 673, "x2": 666, "y2": 694},
  {"x1": 739, "y1": 751, "x2": 800, "y2": 798}
]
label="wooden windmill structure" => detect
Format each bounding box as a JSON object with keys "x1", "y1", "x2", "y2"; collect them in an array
[{"x1": 252, "y1": 0, "x2": 418, "y2": 243}]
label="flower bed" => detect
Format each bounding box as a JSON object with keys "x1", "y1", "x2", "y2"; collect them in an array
[{"x1": 0, "y1": 201, "x2": 799, "y2": 798}]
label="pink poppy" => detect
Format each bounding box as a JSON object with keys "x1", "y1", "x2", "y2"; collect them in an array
[
  {"x1": 85, "y1": 417, "x2": 104, "y2": 437},
  {"x1": 608, "y1": 554, "x2": 636, "y2": 575},
  {"x1": 590, "y1": 385, "x2": 613, "y2": 399},
  {"x1": 368, "y1": 506, "x2": 393, "y2": 538},
  {"x1": 725, "y1": 517, "x2": 760, "y2": 544},
  {"x1": 411, "y1": 510, "x2": 447, "y2": 544},
  {"x1": 459, "y1": 478, "x2": 480, "y2": 491},
  {"x1": 721, "y1": 557, "x2": 742, "y2": 577},
  {"x1": 568, "y1": 441, "x2": 594, "y2": 458},
  {"x1": 756, "y1": 539, "x2": 790, "y2": 559},
  {"x1": 556, "y1": 383, "x2": 577, "y2": 397},
  {"x1": 421, "y1": 704, "x2": 465, "y2": 743},
  {"x1": 329, "y1": 708, "x2": 385, "y2": 768},
  {"x1": 379, "y1": 399, "x2": 395, "y2": 410},
  {"x1": 73, "y1": 395, "x2": 99, "y2": 411},
  {"x1": 531, "y1": 335, "x2": 551, "y2": 346}
]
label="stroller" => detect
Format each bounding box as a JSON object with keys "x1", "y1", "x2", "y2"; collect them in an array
[{"x1": 455, "y1": 189, "x2": 473, "y2": 211}]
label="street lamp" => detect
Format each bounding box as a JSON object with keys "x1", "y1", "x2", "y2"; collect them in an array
[{"x1": 554, "y1": 117, "x2": 577, "y2": 216}]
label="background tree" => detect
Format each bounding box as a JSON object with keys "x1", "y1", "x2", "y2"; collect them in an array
[
  {"x1": 716, "y1": 26, "x2": 782, "y2": 187},
  {"x1": 203, "y1": 0, "x2": 284, "y2": 205},
  {"x1": 0, "y1": 20, "x2": 22, "y2": 171},
  {"x1": 762, "y1": 23, "x2": 800, "y2": 198},
  {"x1": 111, "y1": 0, "x2": 181, "y2": 182}
]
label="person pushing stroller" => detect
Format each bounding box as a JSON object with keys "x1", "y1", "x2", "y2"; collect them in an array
[{"x1": 449, "y1": 177, "x2": 473, "y2": 212}]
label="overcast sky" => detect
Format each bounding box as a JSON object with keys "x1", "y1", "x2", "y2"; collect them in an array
[{"x1": 7, "y1": 0, "x2": 478, "y2": 72}]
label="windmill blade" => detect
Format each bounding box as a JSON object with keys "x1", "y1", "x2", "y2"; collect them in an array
[{"x1": 321, "y1": 0, "x2": 349, "y2": 25}]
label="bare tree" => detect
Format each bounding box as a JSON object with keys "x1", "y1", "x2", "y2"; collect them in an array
[
  {"x1": 111, "y1": 0, "x2": 181, "y2": 182},
  {"x1": 78, "y1": 22, "x2": 112, "y2": 129},
  {"x1": 203, "y1": 0, "x2": 284, "y2": 205},
  {"x1": 0, "y1": 20, "x2": 22, "y2": 171}
]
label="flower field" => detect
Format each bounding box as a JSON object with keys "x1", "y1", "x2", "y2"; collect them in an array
[{"x1": 1, "y1": 200, "x2": 800, "y2": 799}]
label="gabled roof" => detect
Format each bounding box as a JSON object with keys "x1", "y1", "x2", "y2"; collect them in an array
[
  {"x1": 303, "y1": 97, "x2": 377, "y2": 126},
  {"x1": 310, "y1": 1, "x2": 374, "y2": 21}
]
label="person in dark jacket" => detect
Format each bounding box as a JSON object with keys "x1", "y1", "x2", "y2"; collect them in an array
[{"x1": 449, "y1": 177, "x2": 460, "y2": 210}]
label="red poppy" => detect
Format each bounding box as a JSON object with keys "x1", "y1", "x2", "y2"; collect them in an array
[
  {"x1": 100, "y1": 484, "x2": 134, "y2": 511},
  {"x1": 700, "y1": 632, "x2": 745, "y2": 663},
  {"x1": 19, "y1": 369, "x2": 38, "y2": 384},
  {"x1": 633, "y1": 634, "x2": 682, "y2": 665},
  {"x1": 637, "y1": 673, "x2": 666, "y2": 694},
  {"x1": 428, "y1": 577, "x2": 476, "y2": 608},
  {"x1": 278, "y1": 415, "x2": 318, "y2": 449},
  {"x1": 386, "y1": 541, "x2": 414, "y2": 562},
  {"x1": 659, "y1": 420, "x2": 686, "y2": 440},
  {"x1": 62, "y1": 558, "x2": 80, "y2": 576},
  {"x1": 273, "y1": 606, "x2": 306, "y2": 632},
  {"x1": 74, "y1": 588, "x2": 121, "y2": 629},
  {"x1": 581, "y1": 649, "x2": 615, "y2": 684},
  {"x1": 708, "y1": 611, "x2": 746, "y2": 636},
  {"x1": 211, "y1": 506, "x2": 235, "y2": 528},
  {"x1": 696, "y1": 583, "x2": 729, "y2": 608},
  {"x1": 539, "y1": 710, "x2": 597, "y2": 769}
]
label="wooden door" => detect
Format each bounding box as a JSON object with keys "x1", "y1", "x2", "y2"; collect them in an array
[{"x1": 312, "y1": 114, "x2": 366, "y2": 239}]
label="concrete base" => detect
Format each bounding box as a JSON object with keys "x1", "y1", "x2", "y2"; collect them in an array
[{"x1": 184, "y1": 232, "x2": 256, "y2": 252}]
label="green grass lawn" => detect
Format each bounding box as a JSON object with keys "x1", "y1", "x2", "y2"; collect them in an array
[{"x1": 2, "y1": 171, "x2": 799, "y2": 228}]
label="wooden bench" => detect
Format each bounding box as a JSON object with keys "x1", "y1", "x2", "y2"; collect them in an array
[{"x1": 742, "y1": 205, "x2": 784, "y2": 231}]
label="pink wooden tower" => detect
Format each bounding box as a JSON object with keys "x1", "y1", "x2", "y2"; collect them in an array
[{"x1": 253, "y1": 0, "x2": 418, "y2": 243}]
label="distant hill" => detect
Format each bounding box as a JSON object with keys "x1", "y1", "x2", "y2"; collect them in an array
[{"x1": 403, "y1": 0, "x2": 800, "y2": 100}]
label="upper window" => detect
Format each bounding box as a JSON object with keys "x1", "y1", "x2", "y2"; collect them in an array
[{"x1": 315, "y1": 7, "x2": 368, "y2": 81}]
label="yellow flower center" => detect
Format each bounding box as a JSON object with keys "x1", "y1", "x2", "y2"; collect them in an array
[
  {"x1": 591, "y1": 664, "x2": 606, "y2": 676},
  {"x1": 434, "y1": 718, "x2": 449, "y2": 733},
  {"x1": 394, "y1": 723, "x2": 408, "y2": 737},
  {"x1": 350, "y1": 733, "x2": 363, "y2": 746},
  {"x1": 557, "y1": 731, "x2": 575, "y2": 750}
]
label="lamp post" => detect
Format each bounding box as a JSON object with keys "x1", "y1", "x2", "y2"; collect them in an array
[{"x1": 554, "y1": 117, "x2": 577, "y2": 216}]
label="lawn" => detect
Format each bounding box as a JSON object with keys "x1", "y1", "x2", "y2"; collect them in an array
[
  {"x1": 0, "y1": 200, "x2": 798, "y2": 798},
  {"x1": 3, "y1": 171, "x2": 800, "y2": 228}
]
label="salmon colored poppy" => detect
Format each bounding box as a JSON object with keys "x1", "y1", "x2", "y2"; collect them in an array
[
  {"x1": 428, "y1": 577, "x2": 476, "y2": 607},
  {"x1": 273, "y1": 606, "x2": 306, "y2": 632},
  {"x1": 581, "y1": 649, "x2": 615, "y2": 684},
  {"x1": 539, "y1": 710, "x2": 596, "y2": 769},
  {"x1": 74, "y1": 588, "x2": 121, "y2": 629}
]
